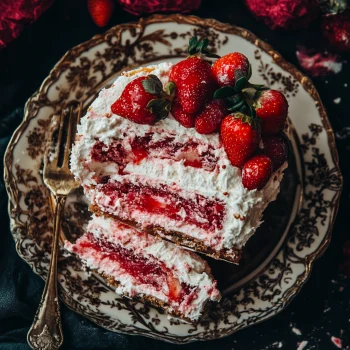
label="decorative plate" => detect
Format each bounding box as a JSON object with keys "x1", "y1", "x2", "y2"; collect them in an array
[{"x1": 4, "y1": 15, "x2": 342, "y2": 343}]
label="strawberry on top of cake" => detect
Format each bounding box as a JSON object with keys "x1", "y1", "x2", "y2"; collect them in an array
[{"x1": 71, "y1": 36, "x2": 289, "y2": 263}]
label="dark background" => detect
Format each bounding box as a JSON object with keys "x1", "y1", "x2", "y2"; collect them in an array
[{"x1": 0, "y1": 0, "x2": 349, "y2": 349}]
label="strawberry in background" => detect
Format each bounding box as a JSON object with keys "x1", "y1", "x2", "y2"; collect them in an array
[{"x1": 87, "y1": 0, "x2": 115, "y2": 27}]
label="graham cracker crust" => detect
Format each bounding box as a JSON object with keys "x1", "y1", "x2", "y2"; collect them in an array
[{"x1": 101, "y1": 273, "x2": 195, "y2": 323}]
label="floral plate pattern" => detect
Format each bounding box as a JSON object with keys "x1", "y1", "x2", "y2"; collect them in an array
[{"x1": 4, "y1": 15, "x2": 342, "y2": 343}]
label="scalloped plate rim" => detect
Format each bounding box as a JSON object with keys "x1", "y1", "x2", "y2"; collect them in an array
[{"x1": 4, "y1": 14, "x2": 342, "y2": 343}]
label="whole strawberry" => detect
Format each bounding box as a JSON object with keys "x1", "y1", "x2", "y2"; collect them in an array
[
  {"x1": 220, "y1": 113, "x2": 261, "y2": 168},
  {"x1": 212, "y1": 52, "x2": 251, "y2": 88},
  {"x1": 254, "y1": 89, "x2": 288, "y2": 135},
  {"x1": 321, "y1": 11, "x2": 350, "y2": 52},
  {"x1": 111, "y1": 75, "x2": 173, "y2": 125},
  {"x1": 195, "y1": 99, "x2": 227, "y2": 134},
  {"x1": 242, "y1": 154, "x2": 273, "y2": 190},
  {"x1": 171, "y1": 99, "x2": 196, "y2": 128},
  {"x1": 170, "y1": 56, "x2": 216, "y2": 114},
  {"x1": 263, "y1": 135, "x2": 288, "y2": 171},
  {"x1": 88, "y1": 0, "x2": 114, "y2": 27}
]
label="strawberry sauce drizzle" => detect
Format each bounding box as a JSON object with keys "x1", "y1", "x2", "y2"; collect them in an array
[
  {"x1": 100, "y1": 182, "x2": 225, "y2": 232},
  {"x1": 90, "y1": 133, "x2": 218, "y2": 172},
  {"x1": 75, "y1": 233, "x2": 193, "y2": 302}
]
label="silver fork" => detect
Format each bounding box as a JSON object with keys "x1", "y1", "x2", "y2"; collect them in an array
[{"x1": 27, "y1": 104, "x2": 82, "y2": 350}]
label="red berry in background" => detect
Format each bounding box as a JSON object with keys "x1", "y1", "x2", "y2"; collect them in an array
[
  {"x1": 220, "y1": 114, "x2": 261, "y2": 168},
  {"x1": 244, "y1": 0, "x2": 320, "y2": 31},
  {"x1": 254, "y1": 89, "x2": 288, "y2": 135},
  {"x1": 242, "y1": 154, "x2": 273, "y2": 190},
  {"x1": 263, "y1": 135, "x2": 288, "y2": 171},
  {"x1": 171, "y1": 99, "x2": 196, "y2": 128},
  {"x1": 117, "y1": 0, "x2": 201, "y2": 16},
  {"x1": 321, "y1": 11, "x2": 350, "y2": 52},
  {"x1": 212, "y1": 52, "x2": 251, "y2": 87},
  {"x1": 195, "y1": 99, "x2": 228, "y2": 134},
  {"x1": 169, "y1": 56, "x2": 217, "y2": 114},
  {"x1": 88, "y1": 0, "x2": 114, "y2": 27}
]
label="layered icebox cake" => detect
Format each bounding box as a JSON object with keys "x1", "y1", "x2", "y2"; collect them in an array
[{"x1": 67, "y1": 36, "x2": 289, "y2": 321}]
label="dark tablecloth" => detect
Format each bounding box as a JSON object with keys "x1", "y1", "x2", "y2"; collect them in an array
[{"x1": 0, "y1": 0, "x2": 349, "y2": 349}]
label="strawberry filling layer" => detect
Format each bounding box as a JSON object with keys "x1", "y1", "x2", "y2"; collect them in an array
[
  {"x1": 90, "y1": 133, "x2": 218, "y2": 172},
  {"x1": 72, "y1": 232, "x2": 194, "y2": 303},
  {"x1": 98, "y1": 182, "x2": 225, "y2": 232}
]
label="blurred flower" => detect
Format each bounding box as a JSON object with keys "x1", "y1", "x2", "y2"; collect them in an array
[
  {"x1": 117, "y1": 0, "x2": 201, "y2": 16},
  {"x1": 321, "y1": 10, "x2": 350, "y2": 52},
  {"x1": 244, "y1": 0, "x2": 320, "y2": 30},
  {"x1": 296, "y1": 46, "x2": 343, "y2": 76},
  {"x1": 0, "y1": 0, "x2": 54, "y2": 49}
]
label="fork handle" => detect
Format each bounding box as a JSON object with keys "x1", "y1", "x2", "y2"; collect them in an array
[{"x1": 27, "y1": 195, "x2": 65, "y2": 350}]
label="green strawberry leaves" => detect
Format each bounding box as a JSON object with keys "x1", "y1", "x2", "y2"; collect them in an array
[
  {"x1": 227, "y1": 97, "x2": 245, "y2": 112},
  {"x1": 142, "y1": 75, "x2": 176, "y2": 122},
  {"x1": 213, "y1": 86, "x2": 236, "y2": 99},
  {"x1": 214, "y1": 84, "x2": 264, "y2": 123},
  {"x1": 234, "y1": 76, "x2": 248, "y2": 92},
  {"x1": 142, "y1": 74, "x2": 164, "y2": 95},
  {"x1": 214, "y1": 74, "x2": 269, "y2": 123},
  {"x1": 146, "y1": 98, "x2": 171, "y2": 121},
  {"x1": 164, "y1": 81, "x2": 176, "y2": 96},
  {"x1": 188, "y1": 36, "x2": 220, "y2": 58}
]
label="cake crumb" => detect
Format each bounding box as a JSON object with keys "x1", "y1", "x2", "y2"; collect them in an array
[
  {"x1": 331, "y1": 336, "x2": 342, "y2": 348},
  {"x1": 292, "y1": 327, "x2": 302, "y2": 335},
  {"x1": 297, "y1": 341, "x2": 308, "y2": 350},
  {"x1": 333, "y1": 97, "x2": 341, "y2": 104}
]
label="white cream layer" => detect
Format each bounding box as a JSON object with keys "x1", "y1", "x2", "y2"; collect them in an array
[{"x1": 71, "y1": 62, "x2": 288, "y2": 252}]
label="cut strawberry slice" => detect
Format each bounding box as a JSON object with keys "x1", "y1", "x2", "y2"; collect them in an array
[
  {"x1": 131, "y1": 144, "x2": 148, "y2": 164},
  {"x1": 167, "y1": 275, "x2": 182, "y2": 301}
]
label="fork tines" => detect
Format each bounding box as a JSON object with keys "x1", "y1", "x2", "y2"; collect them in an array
[{"x1": 46, "y1": 103, "x2": 82, "y2": 172}]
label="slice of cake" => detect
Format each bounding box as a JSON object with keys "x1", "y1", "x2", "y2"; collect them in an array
[{"x1": 65, "y1": 214, "x2": 221, "y2": 322}]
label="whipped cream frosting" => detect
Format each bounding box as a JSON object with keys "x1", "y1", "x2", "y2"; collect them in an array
[
  {"x1": 71, "y1": 62, "x2": 287, "y2": 253},
  {"x1": 65, "y1": 214, "x2": 220, "y2": 321}
]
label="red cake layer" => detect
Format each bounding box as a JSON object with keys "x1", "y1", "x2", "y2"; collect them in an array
[
  {"x1": 98, "y1": 181, "x2": 226, "y2": 233},
  {"x1": 90, "y1": 133, "x2": 218, "y2": 173}
]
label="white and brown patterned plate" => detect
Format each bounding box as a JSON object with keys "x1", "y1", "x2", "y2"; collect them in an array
[{"x1": 4, "y1": 15, "x2": 342, "y2": 343}]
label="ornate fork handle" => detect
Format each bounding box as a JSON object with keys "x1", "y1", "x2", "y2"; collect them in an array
[{"x1": 27, "y1": 195, "x2": 66, "y2": 350}]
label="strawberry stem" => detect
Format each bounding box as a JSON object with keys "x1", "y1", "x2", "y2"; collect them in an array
[
  {"x1": 187, "y1": 36, "x2": 220, "y2": 58},
  {"x1": 165, "y1": 81, "x2": 176, "y2": 97}
]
